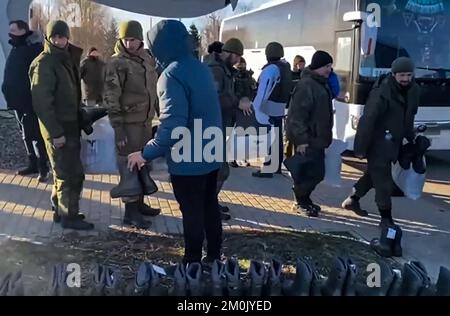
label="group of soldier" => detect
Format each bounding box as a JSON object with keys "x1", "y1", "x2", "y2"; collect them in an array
[{"x1": 2, "y1": 17, "x2": 420, "y2": 263}]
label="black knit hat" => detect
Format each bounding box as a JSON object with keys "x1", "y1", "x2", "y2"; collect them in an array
[
  {"x1": 310, "y1": 50, "x2": 333, "y2": 70},
  {"x1": 208, "y1": 41, "x2": 224, "y2": 54},
  {"x1": 392, "y1": 57, "x2": 415, "y2": 73}
]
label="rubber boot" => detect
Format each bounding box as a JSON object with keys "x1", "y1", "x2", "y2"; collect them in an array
[
  {"x1": 139, "y1": 165, "x2": 158, "y2": 196},
  {"x1": 0, "y1": 271, "x2": 24, "y2": 296},
  {"x1": 436, "y1": 266, "x2": 450, "y2": 296},
  {"x1": 410, "y1": 261, "x2": 432, "y2": 296},
  {"x1": 357, "y1": 261, "x2": 395, "y2": 296},
  {"x1": 110, "y1": 156, "x2": 143, "y2": 199},
  {"x1": 342, "y1": 196, "x2": 369, "y2": 217},
  {"x1": 186, "y1": 263, "x2": 204, "y2": 296},
  {"x1": 370, "y1": 225, "x2": 396, "y2": 258},
  {"x1": 387, "y1": 269, "x2": 403, "y2": 296},
  {"x1": 310, "y1": 268, "x2": 324, "y2": 297},
  {"x1": 91, "y1": 264, "x2": 107, "y2": 296},
  {"x1": 48, "y1": 263, "x2": 79, "y2": 296},
  {"x1": 265, "y1": 258, "x2": 283, "y2": 296},
  {"x1": 225, "y1": 258, "x2": 242, "y2": 296},
  {"x1": 342, "y1": 258, "x2": 357, "y2": 296},
  {"x1": 123, "y1": 201, "x2": 151, "y2": 229},
  {"x1": 283, "y1": 258, "x2": 313, "y2": 296},
  {"x1": 17, "y1": 155, "x2": 38, "y2": 176},
  {"x1": 170, "y1": 263, "x2": 187, "y2": 296},
  {"x1": 322, "y1": 257, "x2": 348, "y2": 296},
  {"x1": 138, "y1": 196, "x2": 161, "y2": 217},
  {"x1": 400, "y1": 262, "x2": 425, "y2": 296},
  {"x1": 246, "y1": 260, "x2": 266, "y2": 296},
  {"x1": 210, "y1": 260, "x2": 225, "y2": 296},
  {"x1": 104, "y1": 266, "x2": 123, "y2": 296},
  {"x1": 392, "y1": 225, "x2": 403, "y2": 257}
]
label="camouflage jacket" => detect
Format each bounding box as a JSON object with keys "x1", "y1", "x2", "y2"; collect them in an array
[{"x1": 104, "y1": 41, "x2": 159, "y2": 129}]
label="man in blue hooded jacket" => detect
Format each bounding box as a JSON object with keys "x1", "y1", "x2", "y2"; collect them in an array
[{"x1": 128, "y1": 20, "x2": 223, "y2": 265}]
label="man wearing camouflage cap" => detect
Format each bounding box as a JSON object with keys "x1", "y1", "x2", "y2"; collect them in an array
[{"x1": 104, "y1": 20, "x2": 160, "y2": 229}]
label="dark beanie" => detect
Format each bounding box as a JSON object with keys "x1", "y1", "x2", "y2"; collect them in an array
[
  {"x1": 119, "y1": 20, "x2": 143, "y2": 41},
  {"x1": 46, "y1": 20, "x2": 70, "y2": 39},
  {"x1": 310, "y1": 50, "x2": 333, "y2": 70},
  {"x1": 208, "y1": 41, "x2": 224, "y2": 54},
  {"x1": 265, "y1": 42, "x2": 284, "y2": 60},
  {"x1": 222, "y1": 38, "x2": 244, "y2": 56},
  {"x1": 392, "y1": 57, "x2": 415, "y2": 73}
]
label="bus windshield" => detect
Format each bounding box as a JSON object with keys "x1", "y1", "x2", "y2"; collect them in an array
[{"x1": 359, "y1": 0, "x2": 450, "y2": 79}]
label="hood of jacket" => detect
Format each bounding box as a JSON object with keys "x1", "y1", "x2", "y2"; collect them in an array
[
  {"x1": 26, "y1": 31, "x2": 44, "y2": 46},
  {"x1": 146, "y1": 19, "x2": 192, "y2": 69}
]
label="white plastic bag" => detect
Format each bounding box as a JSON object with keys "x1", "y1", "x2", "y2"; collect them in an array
[
  {"x1": 324, "y1": 139, "x2": 347, "y2": 187},
  {"x1": 80, "y1": 116, "x2": 118, "y2": 175},
  {"x1": 391, "y1": 158, "x2": 426, "y2": 200}
]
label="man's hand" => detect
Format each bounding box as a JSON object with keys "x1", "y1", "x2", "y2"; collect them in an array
[
  {"x1": 296, "y1": 144, "x2": 309, "y2": 156},
  {"x1": 239, "y1": 98, "x2": 253, "y2": 116},
  {"x1": 128, "y1": 151, "x2": 147, "y2": 171},
  {"x1": 53, "y1": 136, "x2": 66, "y2": 149}
]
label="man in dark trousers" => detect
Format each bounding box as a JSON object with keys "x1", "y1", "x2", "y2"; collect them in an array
[
  {"x1": 2, "y1": 20, "x2": 49, "y2": 182},
  {"x1": 128, "y1": 20, "x2": 223, "y2": 266},
  {"x1": 286, "y1": 51, "x2": 334, "y2": 217},
  {"x1": 342, "y1": 57, "x2": 420, "y2": 228},
  {"x1": 30, "y1": 20, "x2": 94, "y2": 230},
  {"x1": 80, "y1": 47, "x2": 106, "y2": 106}
]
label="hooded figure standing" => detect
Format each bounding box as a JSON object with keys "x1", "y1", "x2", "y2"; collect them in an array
[
  {"x1": 128, "y1": 20, "x2": 223, "y2": 266},
  {"x1": 80, "y1": 47, "x2": 106, "y2": 106},
  {"x1": 2, "y1": 20, "x2": 49, "y2": 182},
  {"x1": 29, "y1": 20, "x2": 94, "y2": 230},
  {"x1": 342, "y1": 57, "x2": 420, "y2": 228},
  {"x1": 104, "y1": 20, "x2": 161, "y2": 229}
]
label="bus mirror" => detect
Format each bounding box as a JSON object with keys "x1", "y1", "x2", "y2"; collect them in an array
[{"x1": 343, "y1": 11, "x2": 366, "y2": 23}]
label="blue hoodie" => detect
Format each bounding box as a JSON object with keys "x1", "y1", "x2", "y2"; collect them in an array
[
  {"x1": 328, "y1": 71, "x2": 340, "y2": 99},
  {"x1": 144, "y1": 20, "x2": 222, "y2": 176}
]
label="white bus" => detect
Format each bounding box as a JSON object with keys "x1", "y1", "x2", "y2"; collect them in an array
[{"x1": 220, "y1": 0, "x2": 450, "y2": 151}]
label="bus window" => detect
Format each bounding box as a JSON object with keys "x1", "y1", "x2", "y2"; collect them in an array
[{"x1": 335, "y1": 31, "x2": 353, "y2": 101}]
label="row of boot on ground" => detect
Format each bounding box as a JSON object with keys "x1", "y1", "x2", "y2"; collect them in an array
[{"x1": 3, "y1": 257, "x2": 449, "y2": 296}]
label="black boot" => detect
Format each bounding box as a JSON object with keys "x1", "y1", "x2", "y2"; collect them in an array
[
  {"x1": 138, "y1": 196, "x2": 161, "y2": 217},
  {"x1": 246, "y1": 260, "x2": 266, "y2": 296},
  {"x1": 124, "y1": 201, "x2": 151, "y2": 229},
  {"x1": 436, "y1": 266, "x2": 450, "y2": 296},
  {"x1": 400, "y1": 262, "x2": 427, "y2": 296},
  {"x1": 224, "y1": 258, "x2": 242, "y2": 296},
  {"x1": 0, "y1": 271, "x2": 24, "y2": 296},
  {"x1": 169, "y1": 263, "x2": 187, "y2": 296},
  {"x1": 322, "y1": 257, "x2": 348, "y2": 296},
  {"x1": 392, "y1": 225, "x2": 403, "y2": 257},
  {"x1": 17, "y1": 155, "x2": 38, "y2": 176},
  {"x1": 342, "y1": 258, "x2": 357, "y2": 296},
  {"x1": 90, "y1": 264, "x2": 107, "y2": 296},
  {"x1": 410, "y1": 261, "x2": 432, "y2": 296},
  {"x1": 186, "y1": 263, "x2": 204, "y2": 296},
  {"x1": 210, "y1": 260, "x2": 225, "y2": 296},
  {"x1": 357, "y1": 261, "x2": 396, "y2": 296},
  {"x1": 110, "y1": 156, "x2": 143, "y2": 199},
  {"x1": 342, "y1": 196, "x2": 369, "y2": 217},
  {"x1": 265, "y1": 258, "x2": 283, "y2": 296},
  {"x1": 370, "y1": 225, "x2": 396, "y2": 257},
  {"x1": 104, "y1": 266, "x2": 123, "y2": 296},
  {"x1": 387, "y1": 269, "x2": 403, "y2": 296},
  {"x1": 138, "y1": 165, "x2": 158, "y2": 196},
  {"x1": 283, "y1": 258, "x2": 314, "y2": 296},
  {"x1": 61, "y1": 216, "x2": 94, "y2": 231},
  {"x1": 131, "y1": 262, "x2": 166, "y2": 296}
]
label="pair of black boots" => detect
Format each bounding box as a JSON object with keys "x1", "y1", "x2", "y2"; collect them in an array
[
  {"x1": 111, "y1": 156, "x2": 160, "y2": 229},
  {"x1": 371, "y1": 224, "x2": 403, "y2": 258}
]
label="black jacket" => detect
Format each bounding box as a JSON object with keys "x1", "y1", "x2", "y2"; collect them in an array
[
  {"x1": 354, "y1": 74, "x2": 420, "y2": 165},
  {"x1": 2, "y1": 31, "x2": 43, "y2": 112},
  {"x1": 286, "y1": 67, "x2": 334, "y2": 149}
]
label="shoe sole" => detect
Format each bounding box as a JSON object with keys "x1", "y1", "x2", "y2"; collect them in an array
[{"x1": 123, "y1": 219, "x2": 151, "y2": 229}]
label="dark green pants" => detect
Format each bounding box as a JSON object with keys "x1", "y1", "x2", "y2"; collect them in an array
[
  {"x1": 41, "y1": 122, "x2": 85, "y2": 218},
  {"x1": 114, "y1": 121, "x2": 153, "y2": 203},
  {"x1": 354, "y1": 159, "x2": 393, "y2": 210},
  {"x1": 292, "y1": 148, "x2": 325, "y2": 204}
]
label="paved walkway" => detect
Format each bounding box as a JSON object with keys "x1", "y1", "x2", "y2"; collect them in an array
[{"x1": 0, "y1": 157, "x2": 449, "y2": 280}]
